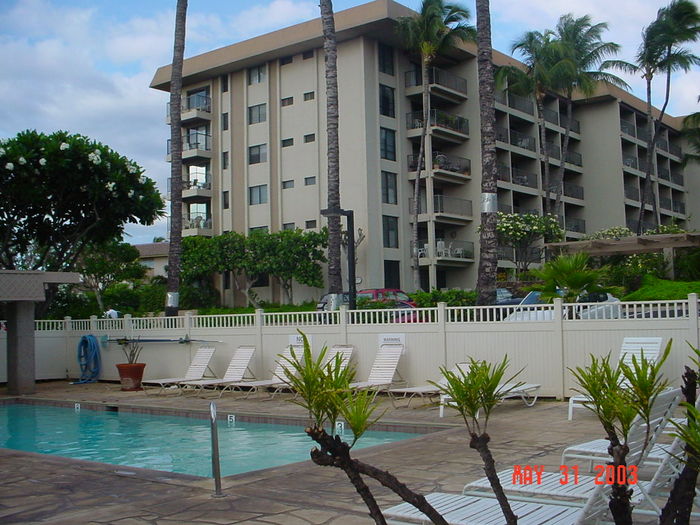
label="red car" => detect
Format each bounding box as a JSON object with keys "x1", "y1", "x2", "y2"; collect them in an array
[{"x1": 356, "y1": 288, "x2": 417, "y2": 307}]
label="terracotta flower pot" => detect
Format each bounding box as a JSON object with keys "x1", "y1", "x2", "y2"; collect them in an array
[{"x1": 116, "y1": 363, "x2": 146, "y2": 391}]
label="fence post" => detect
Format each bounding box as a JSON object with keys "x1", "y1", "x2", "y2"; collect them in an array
[
  {"x1": 255, "y1": 308, "x2": 265, "y2": 373},
  {"x1": 64, "y1": 316, "x2": 72, "y2": 379},
  {"x1": 553, "y1": 298, "x2": 566, "y2": 400},
  {"x1": 339, "y1": 305, "x2": 349, "y2": 344},
  {"x1": 89, "y1": 315, "x2": 97, "y2": 332},
  {"x1": 689, "y1": 293, "x2": 699, "y2": 350},
  {"x1": 184, "y1": 311, "x2": 193, "y2": 340},
  {"x1": 437, "y1": 302, "x2": 447, "y2": 367},
  {"x1": 124, "y1": 314, "x2": 133, "y2": 338}
]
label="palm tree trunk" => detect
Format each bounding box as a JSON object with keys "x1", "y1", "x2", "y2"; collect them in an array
[
  {"x1": 475, "y1": 0, "x2": 498, "y2": 306},
  {"x1": 536, "y1": 96, "x2": 551, "y2": 216},
  {"x1": 471, "y1": 433, "x2": 518, "y2": 525},
  {"x1": 412, "y1": 57, "x2": 430, "y2": 291},
  {"x1": 554, "y1": 99, "x2": 573, "y2": 219},
  {"x1": 637, "y1": 76, "x2": 656, "y2": 236},
  {"x1": 320, "y1": 0, "x2": 343, "y2": 294},
  {"x1": 165, "y1": 0, "x2": 188, "y2": 317}
]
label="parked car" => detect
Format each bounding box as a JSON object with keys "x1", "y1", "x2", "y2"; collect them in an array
[
  {"x1": 496, "y1": 287, "x2": 525, "y2": 306},
  {"x1": 357, "y1": 288, "x2": 417, "y2": 307},
  {"x1": 503, "y1": 291, "x2": 621, "y2": 321},
  {"x1": 316, "y1": 292, "x2": 350, "y2": 311}
]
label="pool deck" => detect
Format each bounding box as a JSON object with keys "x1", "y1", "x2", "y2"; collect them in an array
[{"x1": 0, "y1": 381, "x2": 657, "y2": 524}]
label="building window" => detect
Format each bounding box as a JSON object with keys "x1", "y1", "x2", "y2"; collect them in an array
[
  {"x1": 384, "y1": 260, "x2": 400, "y2": 289},
  {"x1": 304, "y1": 91, "x2": 315, "y2": 101},
  {"x1": 248, "y1": 103, "x2": 266, "y2": 124},
  {"x1": 222, "y1": 151, "x2": 229, "y2": 170},
  {"x1": 380, "y1": 128, "x2": 396, "y2": 161},
  {"x1": 221, "y1": 74, "x2": 229, "y2": 92},
  {"x1": 283, "y1": 222, "x2": 296, "y2": 230},
  {"x1": 382, "y1": 215, "x2": 399, "y2": 248},
  {"x1": 381, "y1": 171, "x2": 397, "y2": 204},
  {"x1": 188, "y1": 163, "x2": 210, "y2": 185},
  {"x1": 304, "y1": 176, "x2": 316, "y2": 186},
  {"x1": 248, "y1": 64, "x2": 266, "y2": 84},
  {"x1": 281, "y1": 96, "x2": 294, "y2": 107},
  {"x1": 280, "y1": 55, "x2": 293, "y2": 65},
  {"x1": 378, "y1": 43, "x2": 394, "y2": 75},
  {"x1": 223, "y1": 271, "x2": 231, "y2": 290},
  {"x1": 248, "y1": 184, "x2": 268, "y2": 205},
  {"x1": 249, "y1": 226, "x2": 268, "y2": 233},
  {"x1": 281, "y1": 138, "x2": 294, "y2": 147},
  {"x1": 305, "y1": 220, "x2": 317, "y2": 229},
  {"x1": 302, "y1": 50, "x2": 314, "y2": 59},
  {"x1": 379, "y1": 84, "x2": 395, "y2": 118},
  {"x1": 304, "y1": 133, "x2": 316, "y2": 143},
  {"x1": 222, "y1": 112, "x2": 229, "y2": 131},
  {"x1": 222, "y1": 190, "x2": 229, "y2": 209},
  {"x1": 252, "y1": 273, "x2": 269, "y2": 287},
  {"x1": 248, "y1": 144, "x2": 267, "y2": 164},
  {"x1": 282, "y1": 179, "x2": 294, "y2": 189}
]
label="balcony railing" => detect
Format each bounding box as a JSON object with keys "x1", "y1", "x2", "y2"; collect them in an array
[
  {"x1": 563, "y1": 182, "x2": 584, "y2": 199},
  {"x1": 543, "y1": 108, "x2": 559, "y2": 125},
  {"x1": 623, "y1": 156, "x2": 638, "y2": 169},
  {"x1": 545, "y1": 141, "x2": 561, "y2": 160},
  {"x1": 497, "y1": 164, "x2": 510, "y2": 182},
  {"x1": 408, "y1": 151, "x2": 471, "y2": 175},
  {"x1": 624, "y1": 185, "x2": 640, "y2": 201},
  {"x1": 564, "y1": 217, "x2": 586, "y2": 233},
  {"x1": 659, "y1": 196, "x2": 672, "y2": 210},
  {"x1": 183, "y1": 213, "x2": 212, "y2": 229},
  {"x1": 673, "y1": 201, "x2": 686, "y2": 214},
  {"x1": 167, "y1": 177, "x2": 212, "y2": 194},
  {"x1": 637, "y1": 128, "x2": 650, "y2": 141},
  {"x1": 498, "y1": 203, "x2": 513, "y2": 213},
  {"x1": 416, "y1": 239, "x2": 475, "y2": 259},
  {"x1": 508, "y1": 93, "x2": 534, "y2": 114},
  {"x1": 565, "y1": 150, "x2": 583, "y2": 166},
  {"x1": 410, "y1": 195, "x2": 473, "y2": 217},
  {"x1": 559, "y1": 115, "x2": 581, "y2": 133},
  {"x1": 657, "y1": 167, "x2": 670, "y2": 181},
  {"x1": 167, "y1": 132, "x2": 212, "y2": 154},
  {"x1": 404, "y1": 67, "x2": 468, "y2": 95},
  {"x1": 497, "y1": 245, "x2": 540, "y2": 262},
  {"x1": 496, "y1": 127, "x2": 509, "y2": 142},
  {"x1": 669, "y1": 143, "x2": 682, "y2": 157},
  {"x1": 511, "y1": 166, "x2": 538, "y2": 188},
  {"x1": 657, "y1": 138, "x2": 669, "y2": 152},
  {"x1": 620, "y1": 120, "x2": 635, "y2": 137},
  {"x1": 671, "y1": 172, "x2": 684, "y2": 186},
  {"x1": 406, "y1": 109, "x2": 469, "y2": 135},
  {"x1": 514, "y1": 207, "x2": 540, "y2": 215},
  {"x1": 509, "y1": 129, "x2": 536, "y2": 151},
  {"x1": 495, "y1": 91, "x2": 507, "y2": 104},
  {"x1": 166, "y1": 93, "x2": 212, "y2": 115},
  {"x1": 626, "y1": 219, "x2": 657, "y2": 233}
]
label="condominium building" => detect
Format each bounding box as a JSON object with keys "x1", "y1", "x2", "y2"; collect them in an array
[{"x1": 150, "y1": 0, "x2": 699, "y2": 306}]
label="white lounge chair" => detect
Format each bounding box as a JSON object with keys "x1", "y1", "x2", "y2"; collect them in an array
[
  {"x1": 462, "y1": 388, "x2": 682, "y2": 514},
  {"x1": 179, "y1": 345, "x2": 256, "y2": 396},
  {"x1": 568, "y1": 336, "x2": 663, "y2": 420},
  {"x1": 142, "y1": 346, "x2": 216, "y2": 394},
  {"x1": 228, "y1": 345, "x2": 301, "y2": 399},
  {"x1": 349, "y1": 343, "x2": 404, "y2": 392},
  {"x1": 388, "y1": 362, "x2": 469, "y2": 408},
  {"x1": 562, "y1": 387, "x2": 681, "y2": 470},
  {"x1": 323, "y1": 344, "x2": 354, "y2": 372}
]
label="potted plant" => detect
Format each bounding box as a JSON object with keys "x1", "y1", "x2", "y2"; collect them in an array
[{"x1": 115, "y1": 338, "x2": 146, "y2": 391}]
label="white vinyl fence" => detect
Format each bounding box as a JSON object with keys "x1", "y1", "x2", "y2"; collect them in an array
[{"x1": 1, "y1": 294, "x2": 698, "y2": 399}]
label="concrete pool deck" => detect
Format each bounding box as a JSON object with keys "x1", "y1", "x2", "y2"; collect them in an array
[{"x1": 0, "y1": 381, "x2": 657, "y2": 524}]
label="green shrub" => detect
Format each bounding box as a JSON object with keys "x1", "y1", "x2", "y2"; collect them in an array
[
  {"x1": 134, "y1": 281, "x2": 166, "y2": 314},
  {"x1": 197, "y1": 302, "x2": 316, "y2": 315},
  {"x1": 410, "y1": 289, "x2": 477, "y2": 307},
  {"x1": 622, "y1": 275, "x2": 700, "y2": 301},
  {"x1": 103, "y1": 283, "x2": 140, "y2": 314},
  {"x1": 675, "y1": 248, "x2": 700, "y2": 281},
  {"x1": 356, "y1": 298, "x2": 397, "y2": 309},
  {"x1": 46, "y1": 286, "x2": 98, "y2": 319}
]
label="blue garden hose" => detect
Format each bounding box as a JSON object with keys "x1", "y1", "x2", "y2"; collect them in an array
[{"x1": 72, "y1": 335, "x2": 102, "y2": 384}]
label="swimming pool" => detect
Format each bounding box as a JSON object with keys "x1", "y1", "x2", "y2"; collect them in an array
[{"x1": 0, "y1": 404, "x2": 416, "y2": 477}]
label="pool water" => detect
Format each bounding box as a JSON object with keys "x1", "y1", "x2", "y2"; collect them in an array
[{"x1": 0, "y1": 404, "x2": 415, "y2": 477}]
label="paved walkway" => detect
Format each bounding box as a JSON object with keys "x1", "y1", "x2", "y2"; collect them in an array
[{"x1": 0, "y1": 381, "x2": 641, "y2": 524}]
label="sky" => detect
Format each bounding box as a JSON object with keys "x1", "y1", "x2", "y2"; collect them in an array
[{"x1": 1, "y1": 0, "x2": 698, "y2": 244}]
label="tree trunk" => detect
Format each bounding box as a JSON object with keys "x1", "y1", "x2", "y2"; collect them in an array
[
  {"x1": 536, "y1": 95, "x2": 551, "y2": 217},
  {"x1": 470, "y1": 433, "x2": 518, "y2": 524},
  {"x1": 320, "y1": 0, "x2": 343, "y2": 294},
  {"x1": 475, "y1": 0, "x2": 498, "y2": 306},
  {"x1": 659, "y1": 366, "x2": 699, "y2": 525},
  {"x1": 412, "y1": 57, "x2": 430, "y2": 292},
  {"x1": 637, "y1": 77, "x2": 656, "y2": 236},
  {"x1": 165, "y1": 0, "x2": 188, "y2": 316},
  {"x1": 553, "y1": 98, "x2": 573, "y2": 219}
]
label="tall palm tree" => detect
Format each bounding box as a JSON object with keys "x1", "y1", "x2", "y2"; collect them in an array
[
  {"x1": 165, "y1": 0, "x2": 188, "y2": 316},
  {"x1": 319, "y1": 1, "x2": 343, "y2": 295},
  {"x1": 551, "y1": 14, "x2": 628, "y2": 219},
  {"x1": 614, "y1": 0, "x2": 700, "y2": 235},
  {"x1": 396, "y1": 0, "x2": 474, "y2": 291},
  {"x1": 501, "y1": 31, "x2": 571, "y2": 217},
  {"x1": 474, "y1": 0, "x2": 498, "y2": 307}
]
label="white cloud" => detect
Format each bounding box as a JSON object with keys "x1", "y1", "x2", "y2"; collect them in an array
[{"x1": 229, "y1": 0, "x2": 317, "y2": 39}]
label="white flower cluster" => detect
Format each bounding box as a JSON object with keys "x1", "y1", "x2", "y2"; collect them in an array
[
  {"x1": 18, "y1": 157, "x2": 26, "y2": 165},
  {"x1": 88, "y1": 149, "x2": 102, "y2": 165},
  {"x1": 127, "y1": 162, "x2": 139, "y2": 174},
  {"x1": 105, "y1": 182, "x2": 116, "y2": 191},
  {"x1": 0, "y1": 147, "x2": 5, "y2": 155},
  {"x1": 5, "y1": 162, "x2": 14, "y2": 170},
  {"x1": 39, "y1": 158, "x2": 47, "y2": 166},
  {"x1": 60, "y1": 142, "x2": 70, "y2": 151}
]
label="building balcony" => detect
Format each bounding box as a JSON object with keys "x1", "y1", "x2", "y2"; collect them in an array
[
  {"x1": 672, "y1": 201, "x2": 686, "y2": 214},
  {"x1": 407, "y1": 151, "x2": 471, "y2": 183},
  {"x1": 496, "y1": 127, "x2": 536, "y2": 152},
  {"x1": 545, "y1": 142, "x2": 561, "y2": 160},
  {"x1": 406, "y1": 109, "x2": 469, "y2": 144},
  {"x1": 166, "y1": 133, "x2": 212, "y2": 162},
  {"x1": 497, "y1": 245, "x2": 541, "y2": 263},
  {"x1": 657, "y1": 167, "x2": 670, "y2": 181},
  {"x1": 671, "y1": 172, "x2": 684, "y2": 186},
  {"x1": 415, "y1": 239, "x2": 475, "y2": 266},
  {"x1": 669, "y1": 143, "x2": 682, "y2": 158},
  {"x1": 565, "y1": 150, "x2": 583, "y2": 167},
  {"x1": 168, "y1": 213, "x2": 213, "y2": 237},
  {"x1": 166, "y1": 93, "x2": 212, "y2": 124},
  {"x1": 409, "y1": 195, "x2": 473, "y2": 224},
  {"x1": 626, "y1": 218, "x2": 657, "y2": 233},
  {"x1": 562, "y1": 216, "x2": 586, "y2": 233},
  {"x1": 620, "y1": 120, "x2": 635, "y2": 137},
  {"x1": 497, "y1": 164, "x2": 538, "y2": 189},
  {"x1": 563, "y1": 182, "x2": 584, "y2": 200},
  {"x1": 165, "y1": 177, "x2": 213, "y2": 202},
  {"x1": 624, "y1": 185, "x2": 640, "y2": 201},
  {"x1": 506, "y1": 93, "x2": 535, "y2": 115},
  {"x1": 559, "y1": 115, "x2": 581, "y2": 134},
  {"x1": 404, "y1": 67, "x2": 468, "y2": 104},
  {"x1": 543, "y1": 108, "x2": 559, "y2": 125},
  {"x1": 659, "y1": 196, "x2": 672, "y2": 210}
]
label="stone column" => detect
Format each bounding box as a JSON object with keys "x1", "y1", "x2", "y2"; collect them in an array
[{"x1": 7, "y1": 301, "x2": 36, "y2": 395}]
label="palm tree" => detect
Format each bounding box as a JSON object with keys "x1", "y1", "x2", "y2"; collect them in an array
[
  {"x1": 682, "y1": 98, "x2": 700, "y2": 165},
  {"x1": 319, "y1": 1, "x2": 343, "y2": 295},
  {"x1": 614, "y1": 0, "x2": 700, "y2": 235},
  {"x1": 396, "y1": 0, "x2": 474, "y2": 291},
  {"x1": 551, "y1": 14, "x2": 628, "y2": 219},
  {"x1": 474, "y1": 0, "x2": 498, "y2": 306},
  {"x1": 501, "y1": 31, "x2": 571, "y2": 217},
  {"x1": 165, "y1": 0, "x2": 188, "y2": 316}
]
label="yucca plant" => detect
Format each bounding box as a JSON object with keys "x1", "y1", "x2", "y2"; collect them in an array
[
  {"x1": 434, "y1": 357, "x2": 523, "y2": 525},
  {"x1": 530, "y1": 252, "x2": 609, "y2": 303}
]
